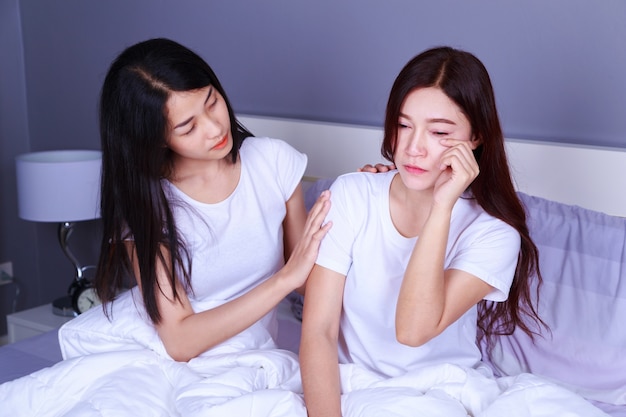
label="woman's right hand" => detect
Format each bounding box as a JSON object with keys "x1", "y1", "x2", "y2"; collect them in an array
[
  {"x1": 281, "y1": 190, "x2": 332, "y2": 290},
  {"x1": 433, "y1": 139, "x2": 479, "y2": 210}
]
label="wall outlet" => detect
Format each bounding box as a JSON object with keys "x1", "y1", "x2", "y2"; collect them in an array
[{"x1": 0, "y1": 261, "x2": 13, "y2": 285}]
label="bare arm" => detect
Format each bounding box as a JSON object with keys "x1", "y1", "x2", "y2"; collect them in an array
[
  {"x1": 135, "y1": 190, "x2": 331, "y2": 362},
  {"x1": 395, "y1": 207, "x2": 493, "y2": 346},
  {"x1": 282, "y1": 184, "x2": 308, "y2": 294},
  {"x1": 396, "y1": 139, "x2": 492, "y2": 346},
  {"x1": 300, "y1": 264, "x2": 345, "y2": 417}
]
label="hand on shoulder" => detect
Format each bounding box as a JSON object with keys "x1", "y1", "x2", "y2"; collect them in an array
[{"x1": 357, "y1": 163, "x2": 396, "y2": 173}]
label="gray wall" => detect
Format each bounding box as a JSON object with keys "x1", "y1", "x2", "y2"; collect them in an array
[
  {"x1": 1, "y1": 0, "x2": 625, "y2": 334},
  {"x1": 1, "y1": 0, "x2": 35, "y2": 334}
]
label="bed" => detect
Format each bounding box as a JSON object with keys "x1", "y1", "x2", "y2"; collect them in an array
[{"x1": 1, "y1": 115, "x2": 625, "y2": 416}]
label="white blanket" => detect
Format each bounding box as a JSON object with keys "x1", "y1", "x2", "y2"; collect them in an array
[
  {"x1": 0, "y1": 347, "x2": 306, "y2": 417},
  {"x1": 339, "y1": 362, "x2": 610, "y2": 417},
  {"x1": 0, "y1": 349, "x2": 612, "y2": 416},
  {"x1": 0, "y1": 285, "x2": 612, "y2": 416},
  {"x1": 0, "y1": 289, "x2": 307, "y2": 416}
]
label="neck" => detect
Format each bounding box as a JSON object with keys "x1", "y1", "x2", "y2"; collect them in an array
[
  {"x1": 389, "y1": 173, "x2": 433, "y2": 237},
  {"x1": 170, "y1": 154, "x2": 234, "y2": 182},
  {"x1": 169, "y1": 156, "x2": 241, "y2": 204}
]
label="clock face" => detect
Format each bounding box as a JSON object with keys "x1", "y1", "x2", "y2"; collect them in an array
[{"x1": 76, "y1": 287, "x2": 101, "y2": 313}]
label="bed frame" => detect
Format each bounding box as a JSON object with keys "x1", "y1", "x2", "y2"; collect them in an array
[{"x1": 239, "y1": 114, "x2": 626, "y2": 218}]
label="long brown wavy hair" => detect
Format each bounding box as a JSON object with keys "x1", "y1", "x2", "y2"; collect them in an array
[{"x1": 382, "y1": 46, "x2": 547, "y2": 352}]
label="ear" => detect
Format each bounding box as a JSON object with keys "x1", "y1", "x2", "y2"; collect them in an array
[{"x1": 469, "y1": 134, "x2": 482, "y2": 150}]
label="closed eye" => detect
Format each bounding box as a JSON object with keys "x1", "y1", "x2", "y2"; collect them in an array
[{"x1": 183, "y1": 125, "x2": 196, "y2": 135}]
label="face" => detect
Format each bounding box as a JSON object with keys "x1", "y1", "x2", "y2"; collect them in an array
[
  {"x1": 394, "y1": 87, "x2": 475, "y2": 191},
  {"x1": 165, "y1": 85, "x2": 233, "y2": 163}
]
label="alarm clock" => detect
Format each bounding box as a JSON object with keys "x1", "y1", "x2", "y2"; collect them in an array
[{"x1": 69, "y1": 279, "x2": 101, "y2": 314}]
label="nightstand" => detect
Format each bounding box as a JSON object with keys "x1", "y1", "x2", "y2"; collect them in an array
[{"x1": 6, "y1": 304, "x2": 75, "y2": 343}]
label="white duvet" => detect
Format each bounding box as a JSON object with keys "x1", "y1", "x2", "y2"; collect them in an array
[
  {"x1": 0, "y1": 347, "x2": 306, "y2": 416},
  {"x1": 0, "y1": 289, "x2": 308, "y2": 417},
  {"x1": 0, "y1": 287, "x2": 611, "y2": 416},
  {"x1": 339, "y1": 363, "x2": 610, "y2": 417},
  {"x1": 0, "y1": 350, "x2": 611, "y2": 417}
]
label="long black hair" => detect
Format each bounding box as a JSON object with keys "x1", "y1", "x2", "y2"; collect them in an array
[{"x1": 95, "y1": 38, "x2": 253, "y2": 324}]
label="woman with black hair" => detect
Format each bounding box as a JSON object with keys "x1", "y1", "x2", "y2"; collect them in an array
[{"x1": 95, "y1": 37, "x2": 331, "y2": 362}]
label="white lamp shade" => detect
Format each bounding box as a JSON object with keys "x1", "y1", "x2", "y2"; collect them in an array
[{"x1": 16, "y1": 150, "x2": 102, "y2": 222}]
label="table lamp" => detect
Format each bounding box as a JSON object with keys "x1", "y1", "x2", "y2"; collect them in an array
[{"x1": 15, "y1": 150, "x2": 102, "y2": 317}]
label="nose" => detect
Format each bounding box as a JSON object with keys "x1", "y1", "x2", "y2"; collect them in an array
[
  {"x1": 199, "y1": 113, "x2": 223, "y2": 140},
  {"x1": 405, "y1": 129, "x2": 427, "y2": 157}
]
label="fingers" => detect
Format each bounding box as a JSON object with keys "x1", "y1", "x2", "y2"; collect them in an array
[
  {"x1": 438, "y1": 140, "x2": 479, "y2": 181},
  {"x1": 307, "y1": 190, "x2": 330, "y2": 219},
  {"x1": 357, "y1": 163, "x2": 396, "y2": 173},
  {"x1": 303, "y1": 190, "x2": 332, "y2": 236},
  {"x1": 433, "y1": 140, "x2": 479, "y2": 207},
  {"x1": 311, "y1": 218, "x2": 333, "y2": 241},
  {"x1": 283, "y1": 191, "x2": 332, "y2": 289},
  {"x1": 374, "y1": 163, "x2": 392, "y2": 172}
]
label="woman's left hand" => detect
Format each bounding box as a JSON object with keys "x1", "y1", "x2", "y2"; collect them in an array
[
  {"x1": 281, "y1": 190, "x2": 332, "y2": 291},
  {"x1": 358, "y1": 162, "x2": 396, "y2": 173},
  {"x1": 433, "y1": 139, "x2": 479, "y2": 208}
]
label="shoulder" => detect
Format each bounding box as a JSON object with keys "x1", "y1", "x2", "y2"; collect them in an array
[
  {"x1": 449, "y1": 199, "x2": 521, "y2": 300},
  {"x1": 241, "y1": 136, "x2": 306, "y2": 168},
  {"x1": 326, "y1": 171, "x2": 395, "y2": 214},
  {"x1": 241, "y1": 136, "x2": 301, "y2": 156},
  {"x1": 331, "y1": 170, "x2": 395, "y2": 196},
  {"x1": 240, "y1": 137, "x2": 306, "y2": 197},
  {"x1": 453, "y1": 198, "x2": 520, "y2": 247}
]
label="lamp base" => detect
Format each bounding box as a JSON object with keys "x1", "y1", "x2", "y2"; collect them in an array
[{"x1": 52, "y1": 296, "x2": 77, "y2": 317}]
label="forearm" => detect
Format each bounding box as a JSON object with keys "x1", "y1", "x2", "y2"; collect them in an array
[
  {"x1": 159, "y1": 189, "x2": 331, "y2": 361},
  {"x1": 300, "y1": 264, "x2": 345, "y2": 417},
  {"x1": 396, "y1": 205, "x2": 451, "y2": 346},
  {"x1": 300, "y1": 333, "x2": 342, "y2": 417},
  {"x1": 159, "y1": 271, "x2": 294, "y2": 361}
]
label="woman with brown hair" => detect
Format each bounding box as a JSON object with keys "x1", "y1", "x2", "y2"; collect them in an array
[{"x1": 300, "y1": 46, "x2": 606, "y2": 416}]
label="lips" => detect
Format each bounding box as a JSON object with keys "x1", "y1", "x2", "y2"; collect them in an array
[
  {"x1": 404, "y1": 164, "x2": 427, "y2": 175},
  {"x1": 212, "y1": 135, "x2": 229, "y2": 150}
]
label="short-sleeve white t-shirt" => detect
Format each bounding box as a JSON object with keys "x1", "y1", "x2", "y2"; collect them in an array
[
  {"x1": 162, "y1": 136, "x2": 306, "y2": 304},
  {"x1": 316, "y1": 171, "x2": 520, "y2": 378}
]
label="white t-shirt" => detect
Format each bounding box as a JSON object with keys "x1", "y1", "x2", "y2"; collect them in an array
[
  {"x1": 162, "y1": 136, "x2": 306, "y2": 315},
  {"x1": 316, "y1": 171, "x2": 520, "y2": 378}
]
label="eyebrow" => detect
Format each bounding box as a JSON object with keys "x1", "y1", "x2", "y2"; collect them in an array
[
  {"x1": 173, "y1": 87, "x2": 214, "y2": 129},
  {"x1": 399, "y1": 113, "x2": 456, "y2": 125},
  {"x1": 428, "y1": 118, "x2": 456, "y2": 125}
]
